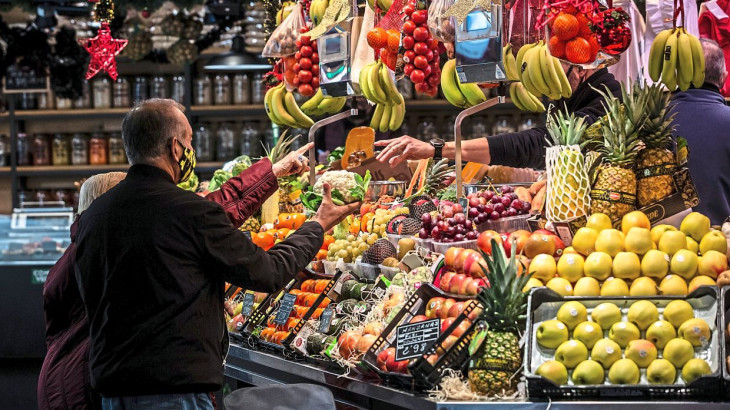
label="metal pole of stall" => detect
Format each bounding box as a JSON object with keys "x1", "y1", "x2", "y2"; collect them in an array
[{"x1": 308, "y1": 109, "x2": 359, "y2": 186}]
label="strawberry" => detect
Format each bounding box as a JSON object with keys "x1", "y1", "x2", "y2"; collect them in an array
[
  {"x1": 549, "y1": 36, "x2": 567, "y2": 59},
  {"x1": 565, "y1": 37, "x2": 592, "y2": 64},
  {"x1": 552, "y1": 13, "x2": 580, "y2": 41}
]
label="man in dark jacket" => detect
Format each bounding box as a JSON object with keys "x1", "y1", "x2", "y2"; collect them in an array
[
  {"x1": 74, "y1": 99, "x2": 358, "y2": 409},
  {"x1": 374, "y1": 67, "x2": 622, "y2": 169},
  {"x1": 669, "y1": 38, "x2": 730, "y2": 225}
]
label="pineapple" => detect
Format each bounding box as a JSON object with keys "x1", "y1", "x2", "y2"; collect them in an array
[
  {"x1": 425, "y1": 158, "x2": 454, "y2": 197},
  {"x1": 544, "y1": 109, "x2": 591, "y2": 222},
  {"x1": 468, "y1": 239, "x2": 532, "y2": 396},
  {"x1": 239, "y1": 216, "x2": 261, "y2": 233},
  {"x1": 635, "y1": 83, "x2": 677, "y2": 207},
  {"x1": 590, "y1": 85, "x2": 643, "y2": 220}
]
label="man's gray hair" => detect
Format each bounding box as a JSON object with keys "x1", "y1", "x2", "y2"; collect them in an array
[
  {"x1": 700, "y1": 38, "x2": 727, "y2": 88},
  {"x1": 121, "y1": 99, "x2": 187, "y2": 164}
]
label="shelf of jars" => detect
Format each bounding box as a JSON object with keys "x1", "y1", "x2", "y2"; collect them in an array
[{"x1": 12, "y1": 162, "x2": 224, "y2": 177}]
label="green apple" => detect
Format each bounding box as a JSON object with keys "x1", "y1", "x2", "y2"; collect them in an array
[
  {"x1": 591, "y1": 338, "x2": 622, "y2": 369},
  {"x1": 681, "y1": 212, "x2": 711, "y2": 242},
  {"x1": 573, "y1": 321, "x2": 603, "y2": 349},
  {"x1": 681, "y1": 358, "x2": 712, "y2": 384},
  {"x1": 646, "y1": 320, "x2": 676, "y2": 349},
  {"x1": 535, "y1": 360, "x2": 568, "y2": 385},
  {"x1": 641, "y1": 249, "x2": 670, "y2": 279},
  {"x1": 571, "y1": 360, "x2": 605, "y2": 385},
  {"x1": 556, "y1": 301, "x2": 588, "y2": 330},
  {"x1": 686, "y1": 237, "x2": 700, "y2": 253},
  {"x1": 608, "y1": 358, "x2": 640, "y2": 384},
  {"x1": 612, "y1": 251, "x2": 641, "y2": 280},
  {"x1": 651, "y1": 224, "x2": 677, "y2": 244},
  {"x1": 678, "y1": 318, "x2": 712, "y2": 347},
  {"x1": 573, "y1": 277, "x2": 601, "y2": 296},
  {"x1": 663, "y1": 300, "x2": 695, "y2": 328},
  {"x1": 663, "y1": 338, "x2": 695, "y2": 368},
  {"x1": 670, "y1": 249, "x2": 699, "y2": 280},
  {"x1": 630, "y1": 277, "x2": 659, "y2": 296},
  {"x1": 625, "y1": 339, "x2": 658, "y2": 368},
  {"x1": 591, "y1": 302, "x2": 622, "y2": 329},
  {"x1": 647, "y1": 358, "x2": 677, "y2": 384},
  {"x1": 536, "y1": 319, "x2": 569, "y2": 349},
  {"x1": 700, "y1": 230, "x2": 727, "y2": 255},
  {"x1": 555, "y1": 340, "x2": 589, "y2": 369},
  {"x1": 609, "y1": 321, "x2": 640, "y2": 348},
  {"x1": 624, "y1": 227, "x2": 653, "y2": 255},
  {"x1": 658, "y1": 230, "x2": 687, "y2": 256},
  {"x1": 627, "y1": 300, "x2": 659, "y2": 330}
]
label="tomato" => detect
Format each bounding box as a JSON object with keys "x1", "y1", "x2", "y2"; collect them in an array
[
  {"x1": 298, "y1": 70, "x2": 313, "y2": 84},
  {"x1": 402, "y1": 35, "x2": 415, "y2": 50},
  {"x1": 413, "y1": 27, "x2": 430, "y2": 42},
  {"x1": 252, "y1": 232, "x2": 275, "y2": 250},
  {"x1": 409, "y1": 69, "x2": 425, "y2": 84},
  {"x1": 298, "y1": 84, "x2": 314, "y2": 96},
  {"x1": 413, "y1": 55, "x2": 428, "y2": 69},
  {"x1": 402, "y1": 20, "x2": 416, "y2": 35},
  {"x1": 300, "y1": 46, "x2": 313, "y2": 57},
  {"x1": 411, "y1": 10, "x2": 427, "y2": 24}
]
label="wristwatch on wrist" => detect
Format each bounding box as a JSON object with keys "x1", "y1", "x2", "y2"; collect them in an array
[{"x1": 430, "y1": 138, "x2": 445, "y2": 160}]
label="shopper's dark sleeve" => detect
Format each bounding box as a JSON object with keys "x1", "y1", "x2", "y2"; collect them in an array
[
  {"x1": 204, "y1": 158, "x2": 279, "y2": 228},
  {"x1": 199, "y1": 205, "x2": 323, "y2": 292}
]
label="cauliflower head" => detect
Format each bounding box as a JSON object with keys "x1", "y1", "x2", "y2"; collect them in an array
[{"x1": 313, "y1": 170, "x2": 360, "y2": 203}]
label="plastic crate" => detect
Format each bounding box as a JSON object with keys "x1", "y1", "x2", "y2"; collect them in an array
[
  {"x1": 721, "y1": 286, "x2": 730, "y2": 397},
  {"x1": 477, "y1": 214, "x2": 531, "y2": 233},
  {"x1": 525, "y1": 286, "x2": 722, "y2": 400},
  {"x1": 432, "y1": 239, "x2": 478, "y2": 255},
  {"x1": 361, "y1": 283, "x2": 475, "y2": 391}
]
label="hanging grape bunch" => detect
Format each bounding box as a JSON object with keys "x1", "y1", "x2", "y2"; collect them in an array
[
  {"x1": 293, "y1": 28, "x2": 320, "y2": 96},
  {"x1": 124, "y1": 27, "x2": 152, "y2": 61},
  {"x1": 401, "y1": 0, "x2": 441, "y2": 96},
  {"x1": 591, "y1": 8, "x2": 631, "y2": 56},
  {"x1": 160, "y1": 13, "x2": 186, "y2": 37}
]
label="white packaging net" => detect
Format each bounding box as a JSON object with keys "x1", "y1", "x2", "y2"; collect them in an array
[{"x1": 545, "y1": 144, "x2": 591, "y2": 222}]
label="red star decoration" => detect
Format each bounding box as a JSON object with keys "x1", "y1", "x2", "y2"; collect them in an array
[{"x1": 79, "y1": 22, "x2": 128, "y2": 81}]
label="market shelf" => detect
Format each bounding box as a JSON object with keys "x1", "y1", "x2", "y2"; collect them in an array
[
  {"x1": 13, "y1": 108, "x2": 130, "y2": 120},
  {"x1": 225, "y1": 343, "x2": 730, "y2": 410},
  {"x1": 14, "y1": 162, "x2": 224, "y2": 176},
  {"x1": 0, "y1": 167, "x2": 11, "y2": 175},
  {"x1": 190, "y1": 104, "x2": 267, "y2": 116},
  {"x1": 405, "y1": 98, "x2": 518, "y2": 111}
]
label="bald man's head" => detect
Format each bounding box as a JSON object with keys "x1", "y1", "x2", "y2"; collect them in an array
[{"x1": 700, "y1": 38, "x2": 728, "y2": 88}]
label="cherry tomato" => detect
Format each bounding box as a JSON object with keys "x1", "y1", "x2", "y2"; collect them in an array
[
  {"x1": 413, "y1": 27, "x2": 430, "y2": 42},
  {"x1": 411, "y1": 10, "x2": 428, "y2": 25},
  {"x1": 298, "y1": 70, "x2": 313, "y2": 83},
  {"x1": 402, "y1": 20, "x2": 416, "y2": 35},
  {"x1": 300, "y1": 46, "x2": 313, "y2": 57},
  {"x1": 403, "y1": 4, "x2": 415, "y2": 16},
  {"x1": 403, "y1": 50, "x2": 416, "y2": 63},
  {"x1": 403, "y1": 63, "x2": 414, "y2": 76},
  {"x1": 413, "y1": 55, "x2": 428, "y2": 69},
  {"x1": 402, "y1": 35, "x2": 415, "y2": 50},
  {"x1": 413, "y1": 42, "x2": 429, "y2": 55},
  {"x1": 410, "y1": 69, "x2": 425, "y2": 84},
  {"x1": 299, "y1": 58, "x2": 312, "y2": 70},
  {"x1": 298, "y1": 83, "x2": 314, "y2": 96},
  {"x1": 424, "y1": 49, "x2": 434, "y2": 62}
]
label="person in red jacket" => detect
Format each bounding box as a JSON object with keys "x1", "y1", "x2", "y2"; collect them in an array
[{"x1": 38, "y1": 142, "x2": 313, "y2": 410}]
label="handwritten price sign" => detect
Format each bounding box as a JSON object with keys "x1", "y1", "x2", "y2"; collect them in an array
[{"x1": 395, "y1": 318, "x2": 440, "y2": 361}]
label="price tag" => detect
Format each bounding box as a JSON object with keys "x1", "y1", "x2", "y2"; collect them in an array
[
  {"x1": 395, "y1": 318, "x2": 440, "y2": 361},
  {"x1": 273, "y1": 293, "x2": 297, "y2": 325},
  {"x1": 318, "y1": 308, "x2": 334, "y2": 333},
  {"x1": 241, "y1": 292, "x2": 255, "y2": 316}
]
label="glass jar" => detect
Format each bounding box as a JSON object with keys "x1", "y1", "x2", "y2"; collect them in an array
[
  {"x1": 132, "y1": 76, "x2": 149, "y2": 102},
  {"x1": 251, "y1": 73, "x2": 265, "y2": 104},
  {"x1": 93, "y1": 76, "x2": 112, "y2": 109},
  {"x1": 56, "y1": 96, "x2": 73, "y2": 109},
  {"x1": 108, "y1": 132, "x2": 126, "y2": 164},
  {"x1": 37, "y1": 91, "x2": 52, "y2": 109},
  {"x1": 150, "y1": 75, "x2": 169, "y2": 99},
  {"x1": 73, "y1": 80, "x2": 91, "y2": 109},
  {"x1": 194, "y1": 76, "x2": 212, "y2": 105},
  {"x1": 492, "y1": 116, "x2": 515, "y2": 135},
  {"x1": 71, "y1": 133, "x2": 89, "y2": 165},
  {"x1": 32, "y1": 134, "x2": 51, "y2": 165},
  {"x1": 216, "y1": 122, "x2": 236, "y2": 160},
  {"x1": 89, "y1": 133, "x2": 108, "y2": 165},
  {"x1": 19, "y1": 93, "x2": 37, "y2": 110},
  {"x1": 213, "y1": 75, "x2": 232, "y2": 105},
  {"x1": 113, "y1": 77, "x2": 130, "y2": 107},
  {"x1": 0, "y1": 134, "x2": 7, "y2": 166},
  {"x1": 239, "y1": 122, "x2": 259, "y2": 156},
  {"x1": 17, "y1": 133, "x2": 30, "y2": 165},
  {"x1": 518, "y1": 115, "x2": 539, "y2": 132},
  {"x1": 171, "y1": 75, "x2": 185, "y2": 103},
  {"x1": 233, "y1": 74, "x2": 250, "y2": 105},
  {"x1": 52, "y1": 133, "x2": 71, "y2": 165},
  {"x1": 193, "y1": 123, "x2": 213, "y2": 161}
]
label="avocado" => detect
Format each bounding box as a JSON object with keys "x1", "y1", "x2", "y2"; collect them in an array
[{"x1": 340, "y1": 280, "x2": 359, "y2": 299}]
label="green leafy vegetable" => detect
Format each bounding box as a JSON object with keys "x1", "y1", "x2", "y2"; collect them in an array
[{"x1": 208, "y1": 169, "x2": 233, "y2": 192}]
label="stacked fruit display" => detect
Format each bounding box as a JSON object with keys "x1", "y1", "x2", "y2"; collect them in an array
[
  {"x1": 533, "y1": 299, "x2": 714, "y2": 386},
  {"x1": 418, "y1": 210, "x2": 479, "y2": 243},
  {"x1": 326, "y1": 235, "x2": 376, "y2": 263},
  {"x1": 526, "y1": 211, "x2": 728, "y2": 298},
  {"x1": 439, "y1": 247, "x2": 489, "y2": 295},
  {"x1": 466, "y1": 185, "x2": 533, "y2": 224},
  {"x1": 360, "y1": 207, "x2": 411, "y2": 237},
  {"x1": 401, "y1": 0, "x2": 441, "y2": 96},
  {"x1": 226, "y1": 291, "x2": 268, "y2": 332},
  {"x1": 259, "y1": 279, "x2": 332, "y2": 346}
]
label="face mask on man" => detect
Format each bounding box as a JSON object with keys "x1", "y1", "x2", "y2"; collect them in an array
[{"x1": 177, "y1": 140, "x2": 197, "y2": 184}]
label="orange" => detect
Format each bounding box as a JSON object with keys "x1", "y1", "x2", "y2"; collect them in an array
[
  {"x1": 386, "y1": 29, "x2": 400, "y2": 53},
  {"x1": 552, "y1": 13, "x2": 579, "y2": 40},
  {"x1": 367, "y1": 27, "x2": 388, "y2": 50},
  {"x1": 565, "y1": 37, "x2": 592, "y2": 64},
  {"x1": 549, "y1": 36, "x2": 566, "y2": 58}
]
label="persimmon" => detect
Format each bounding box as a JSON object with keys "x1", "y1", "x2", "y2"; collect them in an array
[
  {"x1": 301, "y1": 279, "x2": 315, "y2": 293},
  {"x1": 314, "y1": 279, "x2": 329, "y2": 294}
]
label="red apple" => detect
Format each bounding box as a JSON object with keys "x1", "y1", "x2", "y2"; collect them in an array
[
  {"x1": 436, "y1": 298, "x2": 456, "y2": 319},
  {"x1": 507, "y1": 230, "x2": 531, "y2": 255},
  {"x1": 444, "y1": 247, "x2": 463, "y2": 269},
  {"x1": 439, "y1": 271, "x2": 456, "y2": 292},
  {"x1": 455, "y1": 249, "x2": 478, "y2": 274},
  {"x1": 447, "y1": 301, "x2": 465, "y2": 318},
  {"x1": 469, "y1": 257, "x2": 489, "y2": 278},
  {"x1": 466, "y1": 300, "x2": 484, "y2": 321},
  {"x1": 448, "y1": 273, "x2": 468, "y2": 294},
  {"x1": 464, "y1": 278, "x2": 481, "y2": 295},
  {"x1": 452, "y1": 203, "x2": 464, "y2": 213},
  {"x1": 386, "y1": 353, "x2": 408, "y2": 373},
  {"x1": 462, "y1": 252, "x2": 484, "y2": 277},
  {"x1": 395, "y1": 359, "x2": 409, "y2": 374},
  {"x1": 377, "y1": 347, "x2": 395, "y2": 371},
  {"x1": 524, "y1": 233, "x2": 557, "y2": 259},
  {"x1": 452, "y1": 319, "x2": 471, "y2": 338},
  {"x1": 500, "y1": 233, "x2": 511, "y2": 255},
  {"x1": 437, "y1": 335, "x2": 459, "y2": 355},
  {"x1": 477, "y1": 230, "x2": 503, "y2": 255},
  {"x1": 425, "y1": 297, "x2": 444, "y2": 318},
  {"x1": 410, "y1": 314, "x2": 428, "y2": 323},
  {"x1": 552, "y1": 235, "x2": 565, "y2": 256},
  {"x1": 441, "y1": 317, "x2": 455, "y2": 333}
]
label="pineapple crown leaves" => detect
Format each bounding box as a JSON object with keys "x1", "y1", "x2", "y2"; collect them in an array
[
  {"x1": 264, "y1": 130, "x2": 297, "y2": 163},
  {"x1": 545, "y1": 107, "x2": 589, "y2": 148},
  {"x1": 426, "y1": 158, "x2": 454, "y2": 196},
  {"x1": 592, "y1": 84, "x2": 642, "y2": 166},
  {"x1": 476, "y1": 238, "x2": 533, "y2": 334},
  {"x1": 638, "y1": 82, "x2": 678, "y2": 148}
]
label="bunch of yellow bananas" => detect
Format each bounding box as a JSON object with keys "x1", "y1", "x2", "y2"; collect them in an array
[
  {"x1": 648, "y1": 28, "x2": 705, "y2": 91},
  {"x1": 440, "y1": 59, "x2": 488, "y2": 108},
  {"x1": 359, "y1": 61, "x2": 403, "y2": 106},
  {"x1": 264, "y1": 83, "x2": 315, "y2": 128},
  {"x1": 370, "y1": 95, "x2": 406, "y2": 132},
  {"x1": 509, "y1": 82, "x2": 546, "y2": 113},
  {"x1": 300, "y1": 88, "x2": 347, "y2": 116},
  {"x1": 515, "y1": 41, "x2": 571, "y2": 100},
  {"x1": 309, "y1": 0, "x2": 328, "y2": 27}
]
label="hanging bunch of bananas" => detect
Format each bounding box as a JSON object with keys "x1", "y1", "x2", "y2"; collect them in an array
[
  {"x1": 370, "y1": 94, "x2": 406, "y2": 132},
  {"x1": 440, "y1": 59, "x2": 488, "y2": 108},
  {"x1": 301, "y1": 88, "x2": 347, "y2": 116},
  {"x1": 265, "y1": 83, "x2": 315, "y2": 128},
  {"x1": 502, "y1": 44, "x2": 521, "y2": 81},
  {"x1": 648, "y1": 28, "x2": 705, "y2": 91},
  {"x1": 517, "y1": 41, "x2": 572, "y2": 100},
  {"x1": 359, "y1": 60, "x2": 403, "y2": 106},
  {"x1": 309, "y1": 0, "x2": 329, "y2": 26},
  {"x1": 503, "y1": 44, "x2": 545, "y2": 112}
]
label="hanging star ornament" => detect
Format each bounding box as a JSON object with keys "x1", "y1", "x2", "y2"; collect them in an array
[{"x1": 79, "y1": 22, "x2": 128, "y2": 81}]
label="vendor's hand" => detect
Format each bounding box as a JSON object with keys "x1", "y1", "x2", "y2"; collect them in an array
[
  {"x1": 272, "y1": 142, "x2": 313, "y2": 178},
  {"x1": 375, "y1": 136, "x2": 434, "y2": 167},
  {"x1": 311, "y1": 183, "x2": 361, "y2": 231}
]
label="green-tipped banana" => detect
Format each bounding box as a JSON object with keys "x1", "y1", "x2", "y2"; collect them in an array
[
  {"x1": 688, "y1": 30, "x2": 706, "y2": 88},
  {"x1": 509, "y1": 83, "x2": 528, "y2": 111},
  {"x1": 661, "y1": 30, "x2": 679, "y2": 90},
  {"x1": 271, "y1": 86, "x2": 298, "y2": 127},
  {"x1": 379, "y1": 103, "x2": 392, "y2": 133},
  {"x1": 301, "y1": 88, "x2": 325, "y2": 115},
  {"x1": 319, "y1": 96, "x2": 347, "y2": 114},
  {"x1": 379, "y1": 63, "x2": 400, "y2": 106},
  {"x1": 526, "y1": 89, "x2": 546, "y2": 112},
  {"x1": 370, "y1": 103, "x2": 384, "y2": 129},
  {"x1": 553, "y1": 57, "x2": 572, "y2": 98},
  {"x1": 516, "y1": 42, "x2": 537, "y2": 82},
  {"x1": 649, "y1": 29, "x2": 673, "y2": 82},
  {"x1": 514, "y1": 82, "x2": 538, "y2": 112},
  {"x1": 526, "y1": 45, "x2": 550, "y2": 96},
  {"x1": 369, "y1": 62, "x2": 388, "y2": 104},
  {"x1": 284, "y1": 91, "x2": 314, "y2": 127},
  {"x1": 460, "y1": 81, "x2": 487, "y2": 107},
  {"x1": 441, "y1": 59, "x2": 468, "y2": 107}
]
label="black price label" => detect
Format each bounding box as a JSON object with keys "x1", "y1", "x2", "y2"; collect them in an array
[
  {"x1": 395, "y1": 319, "x2": 440, "y2": 361},
  {"x1": 318, "y1": 308, "x2": 334, "y2": 333},
  {"x1": 273, "y1": 293, "x2": 297, "y2": 325},
  {"x1": 241, "y1": 292, "x2": 255, "y2": 316},
  {"x1": 3, "y1": 64, "x2": 48, "y2": 93}
]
